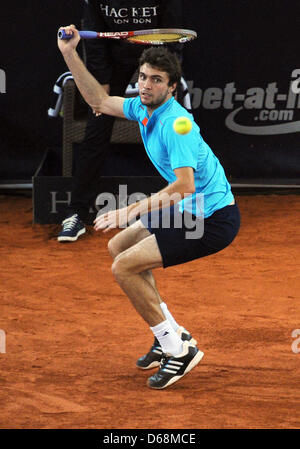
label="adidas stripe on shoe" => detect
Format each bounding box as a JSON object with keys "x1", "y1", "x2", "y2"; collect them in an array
[
  {"x1": 136, "y1": 337, "x2": 162, "y2": 370},
  {"x1": 136, "y1": 326, "x2": 197, "y2": 370},
  {"x1": 147, "y1": 341, "x2": 204, "y2": 390}
]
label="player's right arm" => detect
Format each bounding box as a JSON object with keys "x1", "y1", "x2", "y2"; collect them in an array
[{"x1": 57, "y1": 25, "x2": 125, "y2": 118}]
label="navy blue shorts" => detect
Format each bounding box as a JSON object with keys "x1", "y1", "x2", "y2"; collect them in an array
[{"x1": 141, "y1": 203, "x2": 240, "y2": 268}]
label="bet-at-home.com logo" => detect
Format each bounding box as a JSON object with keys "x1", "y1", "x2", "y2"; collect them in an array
[{"x1": 187, "y1": 69, "x2": 300, "y2": 135}]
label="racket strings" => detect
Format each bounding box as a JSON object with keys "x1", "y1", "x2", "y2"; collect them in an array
[{"x1": 128, "y1": 33, "x2": 194, "y2": 44}]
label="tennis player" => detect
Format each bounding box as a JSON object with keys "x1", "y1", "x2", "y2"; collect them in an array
[
  {"x1": 58, "y1": 25, "x2": 240, "y2": 389},
  {"x1": 58, "y1": 0, "x2": 183, "y2": 242}
]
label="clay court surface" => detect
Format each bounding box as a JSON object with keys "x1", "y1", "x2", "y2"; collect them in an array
[{"x1": 0, "y1": 193, "x2": 299, "y2": 429}]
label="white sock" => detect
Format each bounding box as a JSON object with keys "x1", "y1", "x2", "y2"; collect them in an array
[
  {"x1": 160, "y1": 302, "x2": 180, "y2": 332},
  {"x1": 150, "y1": 320, "x2": 183, "y2": 356}
]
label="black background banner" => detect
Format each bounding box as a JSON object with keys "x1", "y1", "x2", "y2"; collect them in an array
[
  {"x1": 1, "y1": 0, "x2": 300, "y2": 182},
  {"x1": 0, "y1": 0, "x2": 83, "y2": 180}
]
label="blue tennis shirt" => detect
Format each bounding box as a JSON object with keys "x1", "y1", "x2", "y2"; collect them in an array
[{"x1": 123, "y1": 95, "x2": 234, "y2": 218}]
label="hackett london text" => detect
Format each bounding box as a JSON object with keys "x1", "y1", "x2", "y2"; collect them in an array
[{"x1": 99, "y1": 4, "x2": 159, "y2": 18}]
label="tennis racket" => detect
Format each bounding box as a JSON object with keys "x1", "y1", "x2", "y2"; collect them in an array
[{"x1": 58, "y1": 28, "x2": 197, "y2": 45}]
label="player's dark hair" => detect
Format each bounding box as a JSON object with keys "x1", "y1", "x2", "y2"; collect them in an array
[{"x1": 138, "y1": 47, "x2": 182, "y2": 87}]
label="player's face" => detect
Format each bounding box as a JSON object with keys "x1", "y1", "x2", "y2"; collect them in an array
[{"x1": 138, "y1": 63, "x2": 176, "y2": 112}]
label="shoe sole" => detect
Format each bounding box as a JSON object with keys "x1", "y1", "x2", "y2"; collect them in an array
[
  {"x1": 58, "y1": 228, "x2": 86, "y2": 242},
  {"x1": 147, "y1": 350, "x2": 204, "y2": 390},
  {"x1": 137, "y1": 360, "x2": 161, "y2": 370}
]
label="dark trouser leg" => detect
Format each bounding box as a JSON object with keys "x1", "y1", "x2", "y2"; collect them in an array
[
  {"x1": 67, "y1": 66, "x2": 137, "y2": 223},
  {"x1": 69, "y1": 111, "x2": 115, "y2": 223}
]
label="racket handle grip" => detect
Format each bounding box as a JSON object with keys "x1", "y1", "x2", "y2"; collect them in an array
[
  {"x1": 58, "y1": 30, "x2": 98, "y2": 40},
  {"x1": 79, "y1": 31, "x2": 98, "y2": 39}
]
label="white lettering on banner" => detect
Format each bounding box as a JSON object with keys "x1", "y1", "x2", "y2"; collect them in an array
[
  {"x1": 114, "y1": 19, "x2": 129, "y2": 25},
  {"x1": 0, "y1": 69, "x2": 6, "y2": 93},
  {"x1": 99, "y1": 4, "x2": 159, "y2": 24},
  {"x1": 118, "y1": 8, "x2": 128, "y2": 18},
  {"x1": 109, "y1": 8, "x2": 118, "y2": 18},
  {"x1": 131, "y1": 6, "x2": 159, "y2": 18},
  {"x1": 100, "y1": 4, "x2": 109, "y2": 15},
  {"x1": 187, "y1": 69, "x2": 300, "y2": 135},
  {"x1": 131, "y1": 7, "x2": 139, "y2": 17},
  {"x1": 133, "y1": 18, "x2": 152, "y2": 24}
]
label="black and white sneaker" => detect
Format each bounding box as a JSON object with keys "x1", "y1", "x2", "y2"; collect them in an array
[
  {"x1": 57, "y1": 214, "x2": 86, "y2": 242},
  {"x1": 136, "y1": 337, "x2": 162, "y2": 370},
  {"x1": 136, "y1": 326, "x2": 197, "y2": 370},
  {"x1": 147, "y1": 341, "x2": 204, "y2": 390}
]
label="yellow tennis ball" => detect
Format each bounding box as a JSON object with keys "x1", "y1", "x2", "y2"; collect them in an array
[{"x1": 173, "y1": 116, "x2": 192, "y2": 135}]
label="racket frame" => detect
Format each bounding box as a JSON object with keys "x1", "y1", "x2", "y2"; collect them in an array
[{"x1": 58, "y1": 28, "x2": 197, "y2": 45}]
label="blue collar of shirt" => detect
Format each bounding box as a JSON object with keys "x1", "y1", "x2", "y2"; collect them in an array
[{"x1": 145, "y1": 96, "x2": 175, "y2": 121}]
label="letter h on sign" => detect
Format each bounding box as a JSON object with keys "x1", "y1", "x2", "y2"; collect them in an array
[{"x1": 50, "y1": 191, "x2": 71, "y2": 213}]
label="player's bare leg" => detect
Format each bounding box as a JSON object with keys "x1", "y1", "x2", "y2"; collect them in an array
[
  {"x1": 108, "y1": 220, "x2": 163, "y2": 303},
  {"x1": 108, "y1": 219, "x2": 196, "y2": 334},
  {"x1": 111, "y1": 234, "x2": 188, "y2": 352},
  {"x1": 111, "y1": 233, "x2": 164, "y2": 326},
  {"x1": 110, "y1": 233, "x2": 203, "y2": 388},
  {"x1": 108, "y1": 220, "x2": 200, "y2": 377}
]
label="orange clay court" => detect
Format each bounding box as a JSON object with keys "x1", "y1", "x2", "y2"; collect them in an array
[{"x1": 0, "y1": 193, "x2": 300, "y2": 429}]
